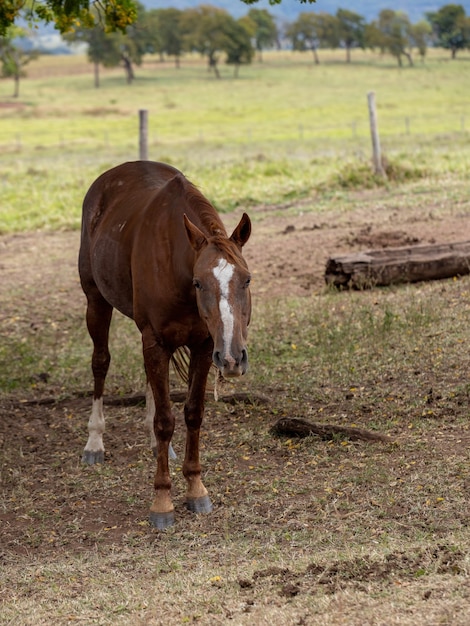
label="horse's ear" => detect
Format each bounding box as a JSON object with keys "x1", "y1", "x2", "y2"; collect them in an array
[
  {"x1": 184, "y1": 214, "x2": 208, "y2": 252},
  {"x1": 230, "y1": 212, "x2": 251, "y2": 249}
]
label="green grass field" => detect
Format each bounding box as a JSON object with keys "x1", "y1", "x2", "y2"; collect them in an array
[{"x1": 1, "y1": 48, "x2": 470, "y2": 233}]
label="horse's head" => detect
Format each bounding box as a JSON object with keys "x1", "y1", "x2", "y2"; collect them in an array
[{"x1": 184, "y1": 213, "x2": 252, "y2": 378}]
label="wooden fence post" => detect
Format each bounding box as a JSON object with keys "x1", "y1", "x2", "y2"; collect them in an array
[
  {"x1": 367, "y1": 92, "x2": 386, "y2": 178},
  {"x1": 139, "y1": 109, "x2": 148, "y2": 160}
]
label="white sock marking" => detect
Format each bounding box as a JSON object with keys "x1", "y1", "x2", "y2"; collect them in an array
[
  {"x1": 84, "y1": 397, "x2": 105, "y2": 453},
  {"x1": 145, "y1": 383, "x2": 157, "y2": 450},
  {"x1": 213, "y1": 258, "x2": 235, "y2": 362}
]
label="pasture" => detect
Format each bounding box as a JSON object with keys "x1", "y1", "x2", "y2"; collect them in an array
[{"x1": 1, "y1": 49, "x2": 470, "y2": 624}]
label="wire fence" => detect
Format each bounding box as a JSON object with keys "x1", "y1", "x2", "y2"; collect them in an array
[{"x1": 1, "y1": 112, "x2": 468, "y2": 156}]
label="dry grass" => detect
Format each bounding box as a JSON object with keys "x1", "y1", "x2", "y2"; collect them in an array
[{"x1": 2, "y1": 263, "x2": 470, "y2": 625}]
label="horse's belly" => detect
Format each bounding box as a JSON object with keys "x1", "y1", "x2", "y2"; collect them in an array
[{"x1": 92, "y1": 237, "x2": 135, "y2": 319}]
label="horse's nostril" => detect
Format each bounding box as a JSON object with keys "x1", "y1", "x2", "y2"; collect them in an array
[
  {"x1": 240, "y1": 348, "x2": 248, "y2": 374},
  {"x1": 213, "y1": 351, "x2": 224, "y2": 370},
  {"x1": 213, "y1": 349, "x2": 248, "y2": 374}
]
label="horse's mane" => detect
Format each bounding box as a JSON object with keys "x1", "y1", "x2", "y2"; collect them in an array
[
  {"x1": 174, "y1": 174, "x2": 245, "y2": 265},
  {"x1": 209, "y1": 233, "x2": 246, "y2": 265},
  {"x1": 184, "y1": 183, "x2": 227, "y2": 237}
]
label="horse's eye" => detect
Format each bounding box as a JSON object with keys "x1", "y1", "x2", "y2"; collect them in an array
[
  {"x1": 193, "y1": 279, "x2": 202, "y2": 290},
  {"x1": 245, "y1": 277, "x2": 251, "y2": 288}
]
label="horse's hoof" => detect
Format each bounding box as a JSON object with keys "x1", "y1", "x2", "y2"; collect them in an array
[
  {"x1": 149, "y1": 510, "x2": 175, "y2": 530},
  {"x1": 185, "y1": 495, "x2": 213, "y2": 514},
  {"x1": 82, "y1": 450, "x2": 104, "y2": 465}
]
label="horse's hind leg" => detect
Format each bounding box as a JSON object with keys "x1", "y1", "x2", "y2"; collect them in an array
[{"x1": 82, "y1": 287, "x2": 113, "y2": 465}]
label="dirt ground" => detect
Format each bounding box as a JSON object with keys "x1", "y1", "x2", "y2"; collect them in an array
[
  {"x1": 3, "y1": 37, "x2": 470, "y2": 619},
  {"x1": 2, "y1": 185, "x2": 468, "y2": 304},
  {"x1": 2, "y1": 188, "x2": 470, "y2": 550}
]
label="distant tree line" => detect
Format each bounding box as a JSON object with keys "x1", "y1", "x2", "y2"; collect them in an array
[
  {"x1": 0, "y1": 0, "x2": 301, "y2": 36},
  {"x1": 1, "y1": 3, "x2": 470, "y2": 94},
  {"x1": 63, "y1": 4, "x2": 269, "y2": 86}
]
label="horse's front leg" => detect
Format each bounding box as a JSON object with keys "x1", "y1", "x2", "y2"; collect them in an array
[
  {"x1": 183, "y1": 346, "x2": 213, "y2": 514},
  {"x1": 142, "y1": 330, "x2": 176, "y2": 529}
]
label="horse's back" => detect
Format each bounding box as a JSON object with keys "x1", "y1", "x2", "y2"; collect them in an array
[
  {"x1": 79, "y1": 161, "x2": 196, "y2": 321},
  {"x1": 82, "y1": 161, "x2": 182, "y2": 234}
]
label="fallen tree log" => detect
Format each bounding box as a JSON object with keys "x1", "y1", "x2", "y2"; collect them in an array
[
  {"x1": 325, "y1": 241, "x2": 470, "y2": 289},
  {"x1": 271, "y1": 417, "x2": 390, "y2": 443}
]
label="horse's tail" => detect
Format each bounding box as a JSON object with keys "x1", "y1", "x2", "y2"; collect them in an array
[
  {"x1": 171, "y1": 347, "x2": 222, "y2": 400},
  {"x1": 171, "y1": 347, "x2": 190, "y2": 384}
]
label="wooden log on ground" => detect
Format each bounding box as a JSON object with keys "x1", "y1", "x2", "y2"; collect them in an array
[
  {"x1": 271, "y1": 417, "x2": 390, "y2": 443},
  {"x1": 325, "y1": 241, "x2": 470, "y2": 289}
]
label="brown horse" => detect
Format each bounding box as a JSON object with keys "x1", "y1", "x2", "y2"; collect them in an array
[{"x1": 78, "y1": 161, "x2": 252, "y2": 529}]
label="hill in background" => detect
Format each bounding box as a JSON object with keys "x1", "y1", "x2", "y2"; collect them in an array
[{"x1": 142, "y1": 0, "x2": 469, "y2": 24}]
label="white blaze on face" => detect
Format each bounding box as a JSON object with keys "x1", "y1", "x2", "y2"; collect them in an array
[{"x1": 213, "y1": 258, "x2": 235, "y2": 362}]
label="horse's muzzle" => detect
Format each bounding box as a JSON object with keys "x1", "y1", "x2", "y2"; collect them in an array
[{"x1": 213, "y1": 348, "x2": 248, "y2": 377}]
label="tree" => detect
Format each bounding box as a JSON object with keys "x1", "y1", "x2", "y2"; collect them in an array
[
  {"x1": 146, "y1": 8, "x2": 183, "y2": 68},
  {"x1": 224, "y1": 18, "x2": 254, "y2": 77},
  {"x1": 119, "y1": 3, "x2": 154, "y2": 80},
  {"x1": 286, "y1": 12, "x2": 338, "y2": 65},
  {"x1": 0, "y1": 27, "x2": 39, "y2": 97},
  {"x1": 426, "y1": 4, "x2": 470, "y2": 59},
  {"x1": 181, "y1": 5, "x2": 233, "y2": 79},
  {"x1": 367, "y1": 10, "x2": 413, "y2": 67},
  {"x1": 245, "y1": 8, "x2": 278, "y2": 62},
  {"x1": 315, "y1": 13, "x2": 339, "y2": 50},
  {"x1": 409, "y1": 20, "x2": 432, "y2": 63},
  {"x1": 65, "y1": 25, "x2": 111, "y2": 87},
  {"x1": 336, "y1": 9, "x2": 365, "y2": 63},
  {"x1": 364, "y1": 22, "x2": 385, "y2": 55},
  {"x1": 66, "y1": 3, "x2": 149, "y2": 85},
  {"x1": 286, "y1": 13, "x2": 319, "y2": 65}
]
